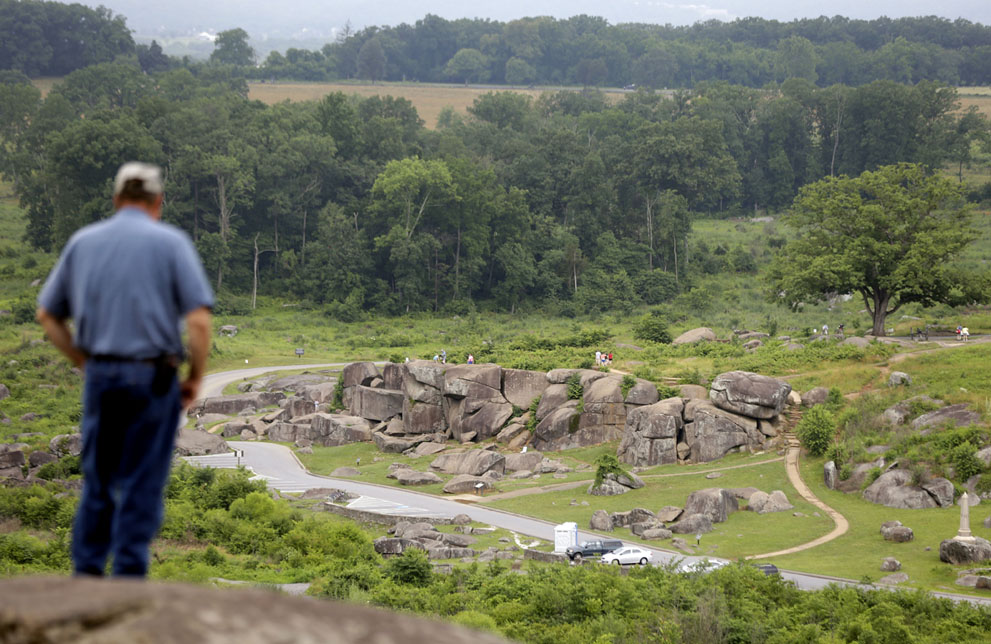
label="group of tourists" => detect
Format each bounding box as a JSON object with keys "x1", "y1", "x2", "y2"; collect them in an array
[
  {"x1": 594, "y1": 350, "x2": 613, "y2": 368},
  {"x1": 956, "y1": 325, "x2": 971, "y2": 341},
  {"x1": 813, "y1": 323, "x2": 844, "y2": 336}
]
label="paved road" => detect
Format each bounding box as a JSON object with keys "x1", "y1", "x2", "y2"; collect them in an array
[
  {"x1": 201, "y1": 363, "x2": 353, "y2": 398},
  {"x1": 187, "y1": 365, "x2": 991, "y2": 607}
]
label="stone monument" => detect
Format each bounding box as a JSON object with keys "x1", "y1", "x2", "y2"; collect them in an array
[
  {"x1": 940, "y1": 491, "x2": 991, "y2": 564},
  {"x1": 955, "y1": 492, "x2": 975, "y2": 542}
]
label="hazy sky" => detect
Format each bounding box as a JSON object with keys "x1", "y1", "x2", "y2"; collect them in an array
[{"x1": 87, "y1": 0, "x2": 991, "y2": 40}]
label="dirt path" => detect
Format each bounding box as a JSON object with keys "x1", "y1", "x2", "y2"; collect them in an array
[{"x1": 747, "y1": 440, "x2": 849, "y2": 560}]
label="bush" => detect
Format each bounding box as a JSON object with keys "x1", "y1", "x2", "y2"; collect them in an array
[
  {"x1": 839, "y1": 464, "x2": 853, "y2": 481},
  {"x1": 951, "y1": 442, "x2": 983, "y2": 482},
  {"x1": 657, "y1": 385, "x2": 679, "y2": 400},
  {"x1": 633, "y1": 313, "x2": 671, "y2": 344},
  {"x1": 593, "y1": 454, "x2": 628, "y2": 488},
  {"x1": 36, "y1": 455, "x2": 81, "y2": 480},
  {"x1": 566, "y1": 373, "x2": 583, "y2": 400},
  {"x1": 796, "y1": 406, "x2": 835, "y2": 457},
  {"x1": 620, "y1": 374, "x2": 636, "y2": 398},
  {"x1": 526, "y1": 396, "x2": 540, "y2": 433},
  {"x1": 385, "y1": 547, "x2": 432, "y2": 586}
]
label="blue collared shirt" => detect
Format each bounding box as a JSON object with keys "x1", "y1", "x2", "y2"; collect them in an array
[{"x1": 38, "y1": 207, "x2": 214, "y2": 359}]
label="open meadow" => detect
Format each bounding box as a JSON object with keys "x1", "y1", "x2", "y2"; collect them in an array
[{"x1": 248, "y1": 81, "x2": 609, "y2": 128}]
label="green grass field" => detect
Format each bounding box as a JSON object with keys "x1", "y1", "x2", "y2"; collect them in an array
[{"x1": 772, "y1": 455, "x2": 991, "y2": 593}]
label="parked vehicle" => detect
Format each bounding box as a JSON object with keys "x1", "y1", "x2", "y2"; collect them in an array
[
  {"x1": 565, "y1": 539, "x2": 624, "y2": 561},
  {"x1": 676, "y1": 558, "x2": 728, "y2": 574},
  {"x1": 753, "y1": 563, "x2": 780, "y2": 576},
  {"x1": 601, "y1": 546, "x2": 653, "y2": 566}
]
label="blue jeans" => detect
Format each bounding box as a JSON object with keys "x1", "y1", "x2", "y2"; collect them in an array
[{"x1": 73, "y1": 359, "x2": 180, "y2": 577}]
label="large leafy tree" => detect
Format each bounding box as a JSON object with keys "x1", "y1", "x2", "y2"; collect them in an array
[
  {"x1": 767, "y1": 163, "x2": 977, "y2": 336},
  {"x1": 210, "y1": 28, "x2": 256, "y2": 67}
]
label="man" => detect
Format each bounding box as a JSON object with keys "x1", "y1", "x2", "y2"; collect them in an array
[{"x1": 37, "y1": 162, "x2": 213, "y2": 577}]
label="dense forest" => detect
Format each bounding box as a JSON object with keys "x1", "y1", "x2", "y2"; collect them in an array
[
  {"x1": 1, "y1": 1, "x2": 990, "y2": 317},
  {"x1": 4, "y1": 1, "x2": 991, "y2": 87},
  {"x1": 1, "y1": 66, "x2": 989, "y2": 316}
]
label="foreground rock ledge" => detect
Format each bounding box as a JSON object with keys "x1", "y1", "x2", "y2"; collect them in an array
[{"x1": 0, "y1": 577, "x2": 510, "y2": 644}]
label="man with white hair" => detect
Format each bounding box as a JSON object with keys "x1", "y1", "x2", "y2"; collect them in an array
[{"x1": 36, "y1": 162, "x2": 213, "y2": 577}]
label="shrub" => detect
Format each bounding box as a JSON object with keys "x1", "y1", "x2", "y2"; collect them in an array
[
  {"x1": 633, "y1": 313, "x2": 671, "y2": 344},
  {"x1": 593, "y1": 454, "x2": 628, "y2": 487},
  {"x1": 202, "y1": 545, "x2": 225, "y2": 566},
  {"x1": 527, "y1": 396, "x2": 540, "y2": 433},
  {"x1": 36, "y1": 455, "x2": 81, "y2": 480},
  {"x1": 826, "y1": 443, "x2": 850, "y2": 465},
  {"x1": 796, "y1": 406, "x2": 835, "y2": 457},
  {"x1": 951, "y1": 442, "x2": 983, "y2": 482},
  {"x1": 331, "y1": 380, "x2": 344, "y2": 411},
  {"x1": 451, "y1": 610, "x2": 500, "y2": 634},
  {"x1": 566, "y1": 373, "x2": 583, "y2": 400},
  {"x1": 657, "y1": 385, "x2": 679, "y2": 400},
  {"x1": 620, "y1": 374, "x2": 636, "y2": 398},
  {"x1": 839, "y1": 464, "x2": 853, "y2": 481},
  {"x1": 385, "y1": 547, "x2": 432, "y2": 586}
]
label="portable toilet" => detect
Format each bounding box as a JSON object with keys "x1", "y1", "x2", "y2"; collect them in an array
[{"x1": 554, "y1": 522, "x2": 579, "y2": 553}]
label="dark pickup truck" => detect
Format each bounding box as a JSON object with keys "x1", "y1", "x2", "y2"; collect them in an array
[{"x1": 565, "y1": 539, "x2": 624, "y2": 561}]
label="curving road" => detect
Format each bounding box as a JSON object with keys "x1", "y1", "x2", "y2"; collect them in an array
[{"x1": 186, "y1": 364, "x2": 991, "y2": 607}]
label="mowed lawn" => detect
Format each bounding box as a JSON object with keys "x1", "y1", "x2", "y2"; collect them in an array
[
  {"x1": 484, "y1": 457, "x2": 836, "y2": 560},
  {"x1": 772, "y1": 456, "x2": 991, "y2": 596},
  {"x1": 248, "y1": 81, "x2": 548, "y2": 128}
]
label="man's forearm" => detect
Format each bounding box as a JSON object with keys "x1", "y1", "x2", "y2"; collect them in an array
[
  {"x1": 36, "y1": 307, "x2": 86, "y2": 368},
  {"x1": 184, "y1": 306, "x2": 212, "y2": 380}
]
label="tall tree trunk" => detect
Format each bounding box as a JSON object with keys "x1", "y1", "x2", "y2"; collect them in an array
[
  {"x1": 645, "y1": 195, "x2": 654, "y2": 271},
  {"x1": 673, "y1": 236, "x2": 679, "y2": 285},
  {"x1": 433, "y1": 246, "x2": 440, "y2": 312},
  {"x1": 830, "y1": 95, "x2": 844, "y2": 177},
  {"x1": 301, "y1": 209, "x2": 307, "y2": 265},
  {"x1": 454, "y1": 225, "x2": 462, "y2": 300},
  {"x1": 252, "y1": 233, "x2": 260, "y2": 310},
  {"x1": 193, "y1": 182, "x2": 199, "y2": 241}
]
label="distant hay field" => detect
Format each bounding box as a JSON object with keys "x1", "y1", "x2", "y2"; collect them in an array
[
  {"x1": 959, "y1": 95, "x2": 991, "y2": 118},
  {"x1": 248, "y1": 82, "x2": 549, "y2": 128}
]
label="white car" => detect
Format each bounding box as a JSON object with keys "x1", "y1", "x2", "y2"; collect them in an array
[
  {"x1": 676, "y1": 558, "x2": 728, "y2": 574},
  {"x1": 601, "y1": 546, "x2": 652, "y2": 566}
]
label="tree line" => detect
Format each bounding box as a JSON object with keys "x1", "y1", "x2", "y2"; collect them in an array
[
  {"x1": 259, "y1": 14, "x2": 991, "y2": 87},
  {"x1": 0, "y1": 61, "x2": 988, "y2": 316},
  {"x1": 4, "y1": 2, "x2": 991, "y2": 88}
]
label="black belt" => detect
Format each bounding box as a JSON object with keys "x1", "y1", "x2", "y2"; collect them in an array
[{"x1": 90, "y1": 354, "x2": 179, "y2": 367}]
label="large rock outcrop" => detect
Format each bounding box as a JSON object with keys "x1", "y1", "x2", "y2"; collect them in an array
[
  {"x1": 687, "y1": 401, "x2": 763, "y2": 462},
  {"x1": 863, "y1": 470, "x2": 955, "y2": 509},
  {"x1": 194, "y1": 392, "x2": 285, "y2": 416},
  {"x1": 672, "y1": 327, "x2": 716, "y2": 345},
  {"x1": 174, "y1": 429, "x2": 228, "y2": 456},
  {"x1": 617, "y1": 399, "x2": 682, "y2": 467},
  {"x1": 502, "y1": 368, "x2": 549, "y2": 409},
  {"x1": 0, "y1": 577, "x2": 509, "y2": 644},
  {"x1": 430, "y1": 450, "x2": 506, "y2": 476},
  {"x1": 940, "y1": 537, "x2": 991, "y2": 565},
  {"x1": 709, "y1": 371, "x2": 791, "y2": 420},
  {"x1": 684, "y1": 488, "x2": 738, "y2": 523}
]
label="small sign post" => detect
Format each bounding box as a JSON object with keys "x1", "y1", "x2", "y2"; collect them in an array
[{"x1": 295, "y1": 348, "x2": 304, "y2": 358}]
